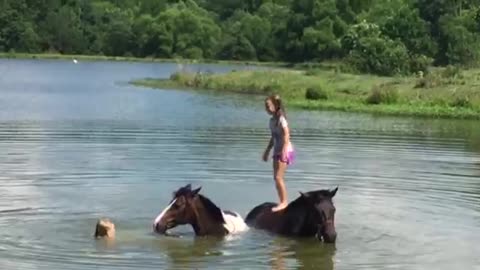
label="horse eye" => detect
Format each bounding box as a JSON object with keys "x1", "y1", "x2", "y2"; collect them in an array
[{"x1": 175, "y1": 198, "x2": 186, "y2": 206}]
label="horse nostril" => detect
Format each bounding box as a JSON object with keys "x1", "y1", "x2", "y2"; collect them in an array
[
  {"x1": 324, "y1": 233, "x2": 337, "y2": 243},
  {"x1": 154, "y1": 223, "x2": 163, "y2": 233}
]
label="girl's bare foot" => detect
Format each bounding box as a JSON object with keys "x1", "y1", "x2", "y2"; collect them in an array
[{"x1": 272, "y1": 202, "x2": 288, "y2": 212}]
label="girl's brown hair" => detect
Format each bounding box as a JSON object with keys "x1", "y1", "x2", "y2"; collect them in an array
[{"x1": 266, "y1": 95, "x2": 286, "y2": 125}]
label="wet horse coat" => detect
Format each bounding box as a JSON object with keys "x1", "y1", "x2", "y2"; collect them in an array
[
  {"x1": 245, "y1": 188, "x2": 338, "y2": 243},
  {"x1": 153, "y1": 184, "x2": 248, "y2": 236}
]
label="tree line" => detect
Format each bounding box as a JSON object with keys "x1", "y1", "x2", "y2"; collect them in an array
[{"x1": 1, "y1": 0, "x2": 480, "y2": 75}]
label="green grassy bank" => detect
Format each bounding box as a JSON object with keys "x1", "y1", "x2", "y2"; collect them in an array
[{"x1": 131, "y1": 66, "x2": 480, "y2": 119}]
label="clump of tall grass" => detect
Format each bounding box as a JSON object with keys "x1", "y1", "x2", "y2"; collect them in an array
[
  {"x1": 415, "y1": 65, "x2": 465, "y2": 88},
  {"x1": 305, "y1": 87, "x2": 328, "y2": 100},
  {"x1": 450, "y1": 95, "x2": 472, "y2": 108},
  {"x1": 366, "y1": 84, "x2": 399, "y2": 104}
]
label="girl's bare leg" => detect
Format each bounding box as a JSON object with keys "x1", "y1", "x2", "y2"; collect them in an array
[{"x1": 272, "y1": 160, "x2": 288, "y2": 212}]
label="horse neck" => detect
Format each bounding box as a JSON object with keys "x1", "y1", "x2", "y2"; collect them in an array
[
  {"x1": 189, "y1": 196, "x2": 226, "y2": 236},
  {"x1": 299, "y1": 209, "x2": 318, "y2": 235},
  {"x1": 283, "y1": 201, "x2": 317, "y2": 235}
]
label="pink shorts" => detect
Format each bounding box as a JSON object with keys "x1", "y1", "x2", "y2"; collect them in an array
[{"x1": 273, "y1": 150, "x2": 296, "y2": 165}]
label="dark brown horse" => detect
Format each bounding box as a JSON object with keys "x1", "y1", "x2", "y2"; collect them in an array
[
  {"x1": 153, "y1": 184, "x2": 248, "y2": 236},
  {"x1": 245, "y1": 187, "x2": 338, "y2": 243}
]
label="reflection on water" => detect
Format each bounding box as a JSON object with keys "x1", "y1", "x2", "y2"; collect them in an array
[
  {"x1": 159, "y1": 236, "x2": 226, "y2": 269},
  {"x1": 0, "y1": 59, "x2": 479, "y2": 269},
  {"x1": 148, "y1": 232, "x2": 337, "y2": 270},
  {"x1": 269, "y1": 237, "x2": 335, "y2": 270}
]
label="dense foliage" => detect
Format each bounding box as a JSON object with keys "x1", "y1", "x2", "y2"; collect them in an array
[{"x1": 1, "y1": 0, "x2": 480, "y2": 75}]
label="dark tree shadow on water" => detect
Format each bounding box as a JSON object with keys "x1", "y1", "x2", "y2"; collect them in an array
[{"x1": 269, "y1": 237, "x2": 336, "y2": 270}]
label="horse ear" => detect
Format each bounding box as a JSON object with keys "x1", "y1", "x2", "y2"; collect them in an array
[
  {"x1": 299, "y1": 191, "x2": 309, "y2": 198},
  {"x1": 330, "y1": 187, "x2": 338, "y2": 197},
  {"x1": 185, "y1": 184, "x2": 192, "y2": 190},
  {"x1": 192, "y1": 186, "x2": 202, "y2": 195},
  {"x1": 299, "y1": 191, "x2": 316, "y2": 204}
]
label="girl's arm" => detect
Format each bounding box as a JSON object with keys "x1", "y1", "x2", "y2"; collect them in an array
[
  {"x1": 281, "y1": 126, "x2": 290, "y2": 154},
  {"x1": 265, "y1": 136, "x2": 273, "y2": 152},
  {"x1": 280, "y1": 117, "x2": 290, "y2": 157},
  {"x1": 263, "y1": 136, "x2": 273, "y2": 161}
]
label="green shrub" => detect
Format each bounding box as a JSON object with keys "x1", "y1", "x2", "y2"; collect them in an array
[
  {"x1": 409, "y1": 54, "x2": 433, "y2": 74},
  {"x1": 183, "y1": 47, "x2": 203, "y2": 59},
  {"x1": 305, "y1": 69, "x2": 322, "y2": 76},
  {"x1": 305, "y1": 87, "x2": 328, "y2": 100},
  {"x1": 169, "y1": 71, "x2": 183, "y2": 81}
]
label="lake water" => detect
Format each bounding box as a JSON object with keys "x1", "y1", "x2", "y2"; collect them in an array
[{"x1": 0, "y1": 59, "x2": 479, "y2": 270}]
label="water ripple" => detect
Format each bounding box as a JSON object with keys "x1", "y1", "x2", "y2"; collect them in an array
[
  {"x1": 1, "y1": 60, "x2": 480, "y2": 269},
  {"x1": 0, "y1": 121, "x2": 478, "y2": 270}
]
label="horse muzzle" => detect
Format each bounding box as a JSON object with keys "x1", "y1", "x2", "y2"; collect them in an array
[
  {"x1": 317, "y1": 222, "x2": 337, "y2": 243},
  {"x1": 319, "y1": 231, "x2": 337, "y2": 243},
  {"x1": 154, "y1": 222, "x2": 167, "y2": 234},
  {"x1": 154, "y1": 220, "x2": 178, "y2": 235}
]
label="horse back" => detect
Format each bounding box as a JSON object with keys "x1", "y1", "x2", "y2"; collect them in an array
[{"x1": 245, "y1": 202, "x2": 276, "y2": 225}]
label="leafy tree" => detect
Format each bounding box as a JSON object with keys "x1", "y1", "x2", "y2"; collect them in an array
[
  {"x1": 282, "y1": 0, "x2": 347, "y2": 61},
  {"x1": 157, "y1": 0, "x2": 221, "y2": 59},
  {"x1": 0, "y1": 0, "x2": 41, "y2": 52},
  {"x1": 437, "y1": 11, "x2": 480, "y2": 66},
  {"x1": 218, "y1": 35, "x2": 257, "y2": 60},
  {"x1": 382, "y1": 6, "x2": 437, "y2": 57},
  {"x1": 342, "y1": 21, "x2": 411, "y2": 75},
  {"x1": 1, "y1": 0, "x2": 480, "y2": 73},
  {"x1": 40, "y1": 5, "x2": 87, "y2": 53}
]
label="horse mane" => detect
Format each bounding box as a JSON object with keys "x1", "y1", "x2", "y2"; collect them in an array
[
  {"x1": 173, "y1": 184, "x2": 226, "y2": 224},
  {"x1": 288, "y1": 189, "x2": 333, "y2": 206},
  {"x1": 197, "y1": 195, "x2": 225, "y2": 224},
  {"x1": 306, "y1": 190, "x2": 334, "y2": 201},
  {"x1": 285, "y1": 195, "x2": 311, "y2": 214}
]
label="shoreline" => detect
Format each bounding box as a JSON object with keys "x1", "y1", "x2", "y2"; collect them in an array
[
  {"x1": 0, "y1": 52, "x2": 287, "y2": 67},
  {"x1": 4, "y1": 52, "x2": 479, "y2": 120},
  {"x1": 130, "y1": 68, "x2": 480, "y2": 120}
]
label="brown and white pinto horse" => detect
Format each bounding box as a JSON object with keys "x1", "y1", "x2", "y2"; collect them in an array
[{"x1": 153, "y1": 184, "x2": 248, "y2": 236}]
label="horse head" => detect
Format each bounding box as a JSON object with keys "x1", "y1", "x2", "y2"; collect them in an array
[
  {"x1": 153, "y1": 184, "x2": 202, "y2": 235},
  {"x1": 299, "y1": 187, "x2": 338, "y2": 243},
  {"x1": 153, "y1": 184, "x2": 234, "y2": 236}
]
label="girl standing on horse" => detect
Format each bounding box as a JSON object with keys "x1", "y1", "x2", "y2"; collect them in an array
[{"x1": 263, "y1": 95, "x2": 295, "y2": 212}]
